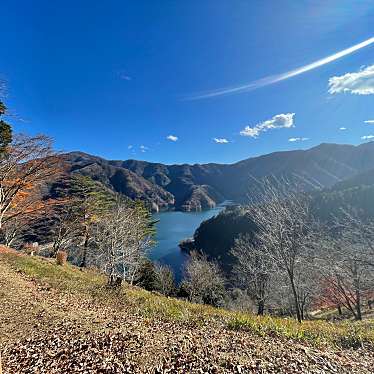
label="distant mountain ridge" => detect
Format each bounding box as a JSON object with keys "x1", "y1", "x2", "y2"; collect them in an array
[{"x1": 62, "y1": 142, "x2": 374, "y2": 211}]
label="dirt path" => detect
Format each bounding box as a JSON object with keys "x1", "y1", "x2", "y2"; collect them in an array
[
  {"x1": 0, "y1": 260, "x2": 52, "y2": 344},
  {"x1": 1, "y1": 256, "x2": 373, "y2": 373}
]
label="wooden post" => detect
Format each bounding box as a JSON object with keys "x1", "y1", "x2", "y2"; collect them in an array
[{"x1": 56, "y1": 250, "x2": 68, "y2": 265}]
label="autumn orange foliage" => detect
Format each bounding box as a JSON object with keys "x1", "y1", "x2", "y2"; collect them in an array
[{"x1": 0, "y1": 134, "x2": 65, "y2": 240}]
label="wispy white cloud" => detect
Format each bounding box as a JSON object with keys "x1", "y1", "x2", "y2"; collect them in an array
[
  {"x1": 166, "y1": 135, "x2": 178, "y2": 142},
  {"x1": 213, "y1": 138, "x2": 229, "y2": 144},
  {"x1": 364, "y1": 120, "x2": 374, "y2": 124},
  {"x1": 361, "y1": 135, "x2": 374, "y2": 140},
  {"x1": 186, "y1": 37, "x2": 374, "y2": 100},
  {"x1": 140, "y1": 145, "x2": 148, "y2": 153},
  {"x1": 339, "y1": 127, "x2": 347, "y2": 130},
  {"x1": 288, "y1": 137, "x2": 309, "y2": 142},
  {"x1": 240, "y1": 113, "x2": 295, "y2": 138},
  {"x1": 128, "y1": 145, "x2": 133, "y2": 149},
  {"x1": 328, "y1": 65, "x2": 374, "y2": 95}
]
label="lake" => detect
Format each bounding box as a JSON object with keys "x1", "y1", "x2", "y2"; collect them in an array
[{"x1": 149, "y1": 204, "x2": 227, "y2": 282}]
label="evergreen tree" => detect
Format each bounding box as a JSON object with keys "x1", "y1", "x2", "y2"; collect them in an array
[
  {"x1": 0, "y1": 100, "x2": 12, "y2": 153},
  {"x1": 134, "y1": 258, "x2": 158, "y2": 291},
  {"x1": 51, "y1": 174, "x2": 116, "y2": 266},
  {"x1": 69, "y1": 175, "x2": 115, "y2": 267}
]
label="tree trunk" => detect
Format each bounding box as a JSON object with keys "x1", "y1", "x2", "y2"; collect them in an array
[
  {"x1": 355, "y1": 288, "x2": 362, "y2": 321},
  {"x1": 289, "y1": 275, "x2": 302, "y2": 323},
  {"x1": 337, "y1": 304, "x2": 342, "y2": 316},
  {"x1": 52, "y1": 243, "x2": 59, "y2": 257},
  {"x1": 300, "y1": 305, "x2": 304, "y2": 321},
  {"x1": 336, "y1": 276, "x2": 358, "y2": 320},
  {"x1": 353, "y1": 264, "x2": 362, "y2": 321},
  {"x1": 108, "y1": 275, "x2": 123, "y2": 288},
  {"x1": 257, "y1": 300, "x2": 265, "y2": 316},
  {"x1": 80, "y1": 225, "x2": 89, "y2": 268},
  {"x1": 0, "y1": 228, "x2": 5, "y2": 245}
]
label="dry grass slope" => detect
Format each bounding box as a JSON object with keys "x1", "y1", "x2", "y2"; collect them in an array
[{"x1": 1, "y1": 250, "x2": 374, "y2": 373}]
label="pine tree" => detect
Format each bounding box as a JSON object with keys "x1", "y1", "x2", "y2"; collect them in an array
[
  {"x1": 68, "y1": 174, "x2": 115, "y2": 267},
  {"x1": 0, "y1": 101, "x2": 12, "y2": 153}
]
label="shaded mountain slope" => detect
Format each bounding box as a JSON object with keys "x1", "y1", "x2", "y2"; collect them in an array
[
  {"x1": 190, "y1": 167, "x2": 374, "y2": 269},
  {"x1": 331, "y1": 167, "x2": 374, "y2": 191},
  {"x1": 62, "y1": 142, "x2": 374, "y2": 211},
  {"x1": 63, "y1": 152, "x2": 175, "y2": 211}
]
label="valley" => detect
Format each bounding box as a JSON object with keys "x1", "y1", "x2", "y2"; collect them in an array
[
  {"x1": 62, "y1": 142, "x2": 374, "y2": 212},
  {"x1": 2, "y1": 4, "x2": 374, "y2": 371}
]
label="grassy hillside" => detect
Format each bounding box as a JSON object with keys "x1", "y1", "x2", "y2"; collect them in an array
[{"x1": 1, "y1": 249, "x2": 374, "y2": 373}]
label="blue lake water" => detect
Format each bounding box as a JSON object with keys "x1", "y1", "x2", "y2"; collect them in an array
[{"x1": 149, "y1": 204, "x2": 226, "y2": 282}]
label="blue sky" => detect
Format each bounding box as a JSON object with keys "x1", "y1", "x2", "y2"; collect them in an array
[{"x1": 1, "y1": 0, "x2": 373, "y2": 164}]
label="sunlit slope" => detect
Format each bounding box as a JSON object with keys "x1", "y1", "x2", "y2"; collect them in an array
[{"x1": 1, "y1": 250, "x2": 373, "y2": 373}]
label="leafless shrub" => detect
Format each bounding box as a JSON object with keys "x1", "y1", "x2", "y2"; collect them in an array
[
  {"x1": 182, "y1": 251, "x2": 226, "y2": 307},
  {"x1": 225, "y1": 288, "x2": 256, "y2": 313},
  {"x1": 154, "y1": 263, "x2": 176, "y2": 296}
]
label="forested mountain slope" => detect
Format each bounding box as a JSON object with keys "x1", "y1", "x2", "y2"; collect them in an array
[
  {"x1": 62, "y1": 142, "x2": 374, "y2": 211},
  {"x1": 190, "y1": 167, "x2": 374, "y2": 269}
]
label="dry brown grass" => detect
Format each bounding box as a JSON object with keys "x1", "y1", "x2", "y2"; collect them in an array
[{"x1": 1, "y1": 251, "x2": 374, "y2": 373}]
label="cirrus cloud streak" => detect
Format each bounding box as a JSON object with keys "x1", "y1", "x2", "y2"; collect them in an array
[{"x1": 186, "y1": 37, "x2": 374, "y2": 100}]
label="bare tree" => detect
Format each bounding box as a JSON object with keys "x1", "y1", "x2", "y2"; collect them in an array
[
  {"x1": 292, "y1": 259, "x2": 321, "y2": 320},
  {"x1": 231, "y1": 234, "x2": 273, "y2": 315},
  {"x1": 92, "y1": 198, "x2": 154, "y2": 287},
  {"x1": 49, "y1": 205, "x2": 83, "y2": 257},
  {"x1": 319, "y1": 244, "x2": 370, "y2": 320},
  {"x1": 244, "y1": 177, "x2": 317, "y2": 322},
  {"x1": 335, "y1": 208, "x2": 374, "y2": 269},
  {"x1": 183, "y1": 251, "x2": 226, "y2": 307},
  {"x1": 154, "y1": 263, "x2": 176, "y2": 296},
  {"x1": 317, "y1": 211, "x2": 374, "y2": 320},
  {"x1": 0, "y1": 134, "x2": 62, "y2": 236},
  {"x1": 1, "y1": 215, "x2": 29, "y2": 247},
  {"x1": 266, "y1": 271, "x2": 294, "y2": 317}
]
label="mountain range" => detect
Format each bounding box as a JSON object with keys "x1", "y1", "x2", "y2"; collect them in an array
[{"x1": 62, "y1": 142, "x2": 374, "y2": 211}]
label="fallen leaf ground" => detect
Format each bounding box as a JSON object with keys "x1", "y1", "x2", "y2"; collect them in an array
[{"x1": 0, "y1": 250, "x2": 373, "y2": 373}]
